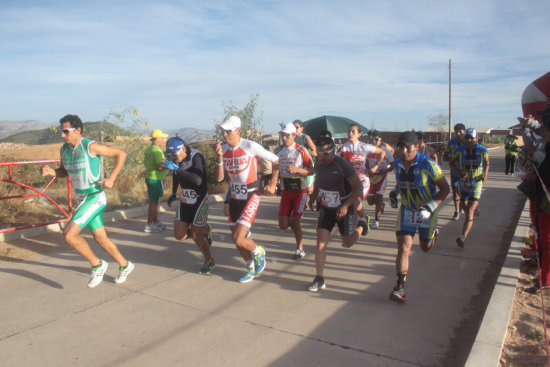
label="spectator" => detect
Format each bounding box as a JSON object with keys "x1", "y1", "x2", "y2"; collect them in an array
[
  {"x1": 504, "y1": 135, "x2": 519, "y2": 175},
  {"x1": 143, "y1": 129, "x2": 169, "y2": 233}
]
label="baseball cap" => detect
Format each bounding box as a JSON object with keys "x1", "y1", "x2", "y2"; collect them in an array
[
  {"x1": 150, "y1": 129, "x2": 168, "y2": 138},
  {"x1": 280, "y1": 122, "x2": 296, "y2": 134},
  {"x1": 397, "y1": 131, "x2": 418, "y2": 147},
  {"x1": 165, "y1": 137, "x2": 185, "y2": 155},
  {"x1": 220, "y1": 115, "x2": 241, "y2": 131},
  {"x1": 465, "y1": 128, "x2": 477, "y2": 139}
]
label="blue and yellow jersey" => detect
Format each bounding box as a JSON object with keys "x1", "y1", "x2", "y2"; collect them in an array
[
  {"x1": 444, "y1": 138, "x2": 463, "y2": 157},
  {"x1": 392, "y1": 153, "x2": 443, "y2": 210},
  {"x1": 451, "y1": 143, "x2": 488, "y2": 181}
]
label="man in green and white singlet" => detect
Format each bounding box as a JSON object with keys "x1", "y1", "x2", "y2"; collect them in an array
[{"x1": 41, "y1": 114, "x2": 134, "y2": 288}]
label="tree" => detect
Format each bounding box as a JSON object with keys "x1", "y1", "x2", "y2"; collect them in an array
[
  {"x1": 216, "y1": 93, "x2": 263, "y2": 143},
  {"x1": 427, "y1": 113, "x2": 449, "y2": 133}
]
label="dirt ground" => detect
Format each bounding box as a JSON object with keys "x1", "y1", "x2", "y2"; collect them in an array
[{"x1": 499, "y1": 243, "x2": 550, "y2": 366}]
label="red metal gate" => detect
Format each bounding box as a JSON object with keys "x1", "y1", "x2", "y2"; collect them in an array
[{"x1": 0, "y1": 160, "x2": 73, "y2": 233}]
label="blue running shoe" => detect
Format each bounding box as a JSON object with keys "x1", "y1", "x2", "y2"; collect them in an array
[
  {"x1": 253, "y1": 245, "x2": 266, "y2": 274},
  {"x1": 239, "y1": 267, "x2": 257, "y2": 283}
]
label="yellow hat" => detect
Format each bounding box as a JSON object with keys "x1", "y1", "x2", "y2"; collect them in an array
[{"x1": 150, "y1": 129, "x2": 168, "y2": 138}]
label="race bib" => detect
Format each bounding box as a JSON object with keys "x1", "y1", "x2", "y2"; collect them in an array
[
  {"x1": 71, "y1": 172, "x2": 86, "y2": 190},
  {"x1": 230, "y1": 182, "x2": 248, "y2": 200},
  {"x1": 283, "y1": 177, "x2": 301, "y2": 191},
  {"x1": 180, "y1": 189, "x2": 198, "y2": 204},
  {"x1": 319, "y1": 189, "x2": 341, "y2": 208},
  {"x1": 403, "y1": 208, "x2": 431, "y2": 228}
]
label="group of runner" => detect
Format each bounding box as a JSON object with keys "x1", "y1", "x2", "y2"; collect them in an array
[{"x1": 41, "y1": 114, "x2": 490, "y2": 303}]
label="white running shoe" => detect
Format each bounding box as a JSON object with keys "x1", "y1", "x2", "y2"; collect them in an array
[
  {"x1": 115, "y1": 261, "x2": 135, "y2": 284},
  {"x1": 292, "y1": 248, "x2": 306, "y2": 260},
  {"x1": 88, "y1": 260, "x2": 108, "y2": 288},
  {"x1": 372, "y1": 220, "x2": 380, "y2": 229},
  {"x1": 144, "y1": 223, "x2": 162, "y2": 233}
]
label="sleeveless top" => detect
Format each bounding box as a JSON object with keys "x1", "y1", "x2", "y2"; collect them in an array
[{"x1": 61, "y1": 137, "x2": 102, "y2": 194}]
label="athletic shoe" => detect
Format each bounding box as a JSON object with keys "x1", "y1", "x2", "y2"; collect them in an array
[
  {"x1": 292, "y1": 248, "x2": 306, "y2": 260},
  {"x1": 205, "y1": 223, "x2": 212, "y2": 246},
  {"x1": 307, "y1": 276, "x2": 326, "y2": 292},
  {"x1": 115, "y1": 261, "x2": 135, "y2": 284},
  {"x1": 238, "y1": 267, "x2": 257, "y2": 283},
  {"x1": 253, "y1": 245, "x2": 266, "y2": 274},
  {"x1": 88, "y1": 260, "x2": 108, "y2": 288},
  {"x1": 144, "y1": 223, "x2": 162, "y2": 233},
  {"x1": 452, "y1": 211, "x2": 460, "y2": 221},
  {"x1": 389, "y1": 284, "x2": 406, "y2": 303},
  {"x1": 199, "y1": 260, "x2": 216, "y2": 275},
  {"x1": 154, "y1": 221, "x2": 168, "y2": 230},
  {"x1": 456, "y1": 235, "x2": 466, "y2": 248},
  {"x1": 389, "y1": 191, "x2": 398, "y2": 208},
  {"x1": 372, "y1": 219, "x2": 380, "y2": 229}
]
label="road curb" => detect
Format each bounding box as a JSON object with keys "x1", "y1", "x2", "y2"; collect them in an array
[{"x1": 465, "y1": 198, "x2": 528, "y2": 366}]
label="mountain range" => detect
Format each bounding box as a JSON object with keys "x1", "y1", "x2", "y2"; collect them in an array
[{"x1": 0, "y1": 120, "x2": 214, "y2": 144}]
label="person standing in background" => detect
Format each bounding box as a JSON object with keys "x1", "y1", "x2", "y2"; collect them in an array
[
  {"x1": 504, "y1": 134, "x2": 519, "y2": 175},
  {"x1": 143, "y1": 129, "x2": 169, "y2": 233}
]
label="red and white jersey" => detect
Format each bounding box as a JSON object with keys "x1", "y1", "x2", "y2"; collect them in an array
[
  {"x1": 366, "y1": 146, "x2": 394, "y2": 184},
  {"x1": 274, "y1": 143, "x2": 313, "y2": 191},
  {"x1": 222, "y1": 138, "x2": 278, "y2": 192},
  {"x1": 336, "y1": 141, "x2": 377, "y2": 181}
]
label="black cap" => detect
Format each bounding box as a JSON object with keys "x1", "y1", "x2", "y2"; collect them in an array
[{"x1": 397, "y1": 131, "x2": 418, "y2": 147}]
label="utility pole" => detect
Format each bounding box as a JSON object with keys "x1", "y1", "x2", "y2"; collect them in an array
[{"x1": 448, "y1": 59, "x2": 452, "y2": 140}]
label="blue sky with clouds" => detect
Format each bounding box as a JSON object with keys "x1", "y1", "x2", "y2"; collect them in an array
[{"x1": 1, "y1": 0, "x2": 549, "y2": 133}]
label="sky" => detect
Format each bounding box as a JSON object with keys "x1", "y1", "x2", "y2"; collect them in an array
[{"x1": 1, "y1": 0, "x2": 549, "y2": 134}]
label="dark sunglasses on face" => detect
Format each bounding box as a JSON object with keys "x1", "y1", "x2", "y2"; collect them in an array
[{"x1": 280, "y1": 133, "x2": 292, "y2": 137}]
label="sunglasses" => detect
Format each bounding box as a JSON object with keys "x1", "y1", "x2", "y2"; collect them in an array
[
  {"x1": 465, "y1": 136, "x2": 475, "y2": 140},
  {"x1": 61, "y1": 128, "x2": 76, "y2": 134},
  {"x1": 372, "y1": 138, "x2": 381, "y2": 141},
  {"x1": 317, "y1": 148, "x2": 335, "y2": 156},
  {"x1": 221, "y1": 129, "x2": 234, "y2": 134},
  {"x1": 280, "y1": 133, "x2": 292, "y2": 137}
]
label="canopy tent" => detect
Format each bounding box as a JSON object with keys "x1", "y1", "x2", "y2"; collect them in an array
[
  {"x1": 302, "y1": 115, "x2": 369, "y2": 139},
  {"x1": 521, "y1": 71, "x2": 550, "y2": 121}
]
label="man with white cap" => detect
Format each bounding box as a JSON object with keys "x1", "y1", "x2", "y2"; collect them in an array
[
  {"x1": 214, "y1": 115, "x2": 280, "y2": 283},
  {"x1": 274, "y1": 122, "x2": 314, "y2": 259},
  {"x1": 449, "y1": 128, "x2": 490, "y2": 248},
  {"x1": 143, "y1": 129, "x2": 169, "y2": 232}
]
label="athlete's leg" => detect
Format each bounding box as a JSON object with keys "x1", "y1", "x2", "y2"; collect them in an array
[
  {"x1": 279, "y1": 216, "x2": 290, "y2": 229},
  {"x1": 231, "y1": 223, "x2": 255, "y2": 261},
  {"x1": 290, "y1": 216, "x2": 304, "y2": 250},
  {"x1": 63, "y1": 222, "x2": 101, "y2": 266},
  {"x1": 396, "y1": 234, "x2": 414, "y2": 275},
  {"x1": 315, "y1": 228, "x2": 331, "y2": 277},
  {"x1": 375, "y1": 194, "x2": 384, "y2": 220},
  {"x1": 174, "y1": 220, "x2": 190, "y2": 241},
  {"x1": 91, "y1": 225, "x2": 128, "y2": 267},
  {"x1": 190, "y1": 225, "x2": 214, "y2": 262},
  {"x1": 462, "y1": 200, "x2": 478, "y2": 239}
]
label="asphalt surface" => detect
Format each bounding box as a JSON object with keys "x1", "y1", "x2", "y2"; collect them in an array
[{"x1": 0, "y1": 147, "x2": 527, "y2": 366}]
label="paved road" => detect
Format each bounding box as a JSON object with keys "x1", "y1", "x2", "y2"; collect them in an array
[{"x1": 0, "y1": 147, "x2": 526, "y2": 366}]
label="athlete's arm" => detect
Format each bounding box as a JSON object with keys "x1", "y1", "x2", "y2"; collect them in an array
[
  {"x1": 41, "y1": 148, "x2": 68, "y2": 178},
  {"x1": 264, "y1": 160, "x2": 279, "y2": 195},
  {"x1": 309, "y1": 177, "x2": 319, "y2": 210},
  {"x1": 90, "y1": 142, "x2": 126, "y2": 189},
  {"x1": 305, "y1": 135, "x2": 317, "y2": 157},
  {"x1": 214, "y1": 141, "x2": 224, "y2": 182},
  {"x1": 448, "y1": 155, "x2": 464, "y2": 177},
  {"x1": 481, "y1": 154, "x2": 490, "y2": 182},
  {"x1": 337, "y1": 174, "x2": 362, "y2": 220},
  {"x1": 433, "y1": 176, "x2": 450, "y2": 205},
  {"x1": 428, "y1": 146, "x2": 439, "y2": 164},
  {"x1": 176, "y1": 154, "x2": 204, "y2": 187}
]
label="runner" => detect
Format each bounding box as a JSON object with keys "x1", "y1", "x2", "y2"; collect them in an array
[
  {"x1": 274, "y1": 123, "x2": 314, "y2": 260},
  {"x1": 389, "y1": 131, "x2": 449, "y2": 303},
  {"x1": 214, "y1": 115, "x2": 279, "y2": 283},
  {"x1": 365, "y1": 130, "x2": 394, "y2": 229},
  {"x1": 336, "y1": 123, "x2": 385, "y2": 233},
  {"x1": 164, "y1": 137, "x2": 215, "y2": 274},
  {"x1": 449, "y1": 128, "x2": 490, "y2": 248},
  {"x1": 443, "y1": 123, "x2": 466, "y2": 220},
  {"x1": 293, "y1": 120, "x2": 317, "y2": 198},
  {"x1": 40, "y1": 114, "x2": 134, "y2": 288},
  {"x1": 307, "y1": 136, "x2": 368, "y2": 292},
  {"x1": 416, "y1": 131, "x2": 439, "y2": 163}
]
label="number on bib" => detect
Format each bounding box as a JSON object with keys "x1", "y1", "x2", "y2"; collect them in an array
[
  {"x1": 319, "y1": 189, "x2": 341, "y2": 208},
  {"x1": 230, "y1": 183, "x2": 248, "y2": 200},
  {"x1": 180, "y1": 189, "x2": 198, "y2": 204},
  {"x1": 403, "y1": 208, "x2": 431, "y2": 228}
]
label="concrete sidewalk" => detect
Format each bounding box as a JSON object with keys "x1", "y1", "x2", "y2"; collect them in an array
[{"x1": 0, "y1": 147, "x2": 526, "y2": 366}]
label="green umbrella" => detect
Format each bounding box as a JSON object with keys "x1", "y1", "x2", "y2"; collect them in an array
[{"x1": 302, "y1": 115, "x2": 369, "y2": 139}]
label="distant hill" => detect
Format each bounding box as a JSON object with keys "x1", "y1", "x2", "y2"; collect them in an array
[
  {"x1": 0, "y1": 120, "x2": 49, "y2": 139},
  {"x1": 165, "y1": 127, "x2": 215, "y2": 143},
  {"x1": 0, "y1": 121, "x2": 133, "y2": 145}
]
